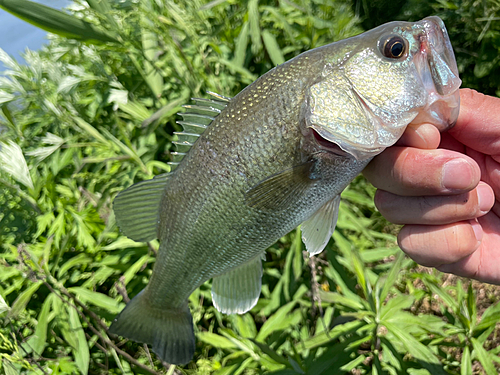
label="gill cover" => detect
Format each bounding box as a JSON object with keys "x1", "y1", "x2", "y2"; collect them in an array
[{"x1": 304, "y1": 16, "x2": 461, "y2": 160}]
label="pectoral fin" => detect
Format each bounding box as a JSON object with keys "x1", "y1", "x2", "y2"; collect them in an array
[
  {"x1": 301, "y1": 195, "x2": 340, "y2": 256},
  {"x1": 245, "y1": 161, "x2": 318, "y2": 211},
  {"x1": 211, "y1": 255, "x2": 263, "y2": 314},
  {"x1": 113, "y1": 173, "x2": 169, "y2": 242}
]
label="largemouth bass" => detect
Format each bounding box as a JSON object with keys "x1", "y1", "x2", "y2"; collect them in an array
[{"x1": 109, "y1": 16, "x2": 461, "y2": 365}]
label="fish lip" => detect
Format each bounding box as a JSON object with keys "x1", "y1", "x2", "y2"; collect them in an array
[{"x1": 413, "y1": 17, "x2": 462, "y2": 131}]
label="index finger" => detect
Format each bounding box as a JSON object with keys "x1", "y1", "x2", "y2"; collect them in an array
[{"x1": 449, "y1": 88, "x2": 500, "y2": 155}]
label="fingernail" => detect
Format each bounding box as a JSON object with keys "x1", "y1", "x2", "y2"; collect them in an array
[
  {"x1": 477, "y1": 183, "x2": 495, "y2": 213},
  {"x1": 470, "y1": 219, "x2": 483, "y2": 242},
  {"x1": 442, "y1": 159, "x2": 475, "y2": 190}
]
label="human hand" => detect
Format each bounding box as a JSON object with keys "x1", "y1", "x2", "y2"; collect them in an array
[{"x1": 363, "y1": 88, "x2": 500, "y2": 284}]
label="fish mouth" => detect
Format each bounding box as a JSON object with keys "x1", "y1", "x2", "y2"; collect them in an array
[
  {"x1": 412, "y1": 16, "x2": 461, "y2": 131},
  {"x1": 311, "y1": 128, "x2": 352, "y2": 157}
]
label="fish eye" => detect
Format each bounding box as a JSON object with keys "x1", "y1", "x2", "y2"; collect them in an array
[{"x1": 381, "y1": 35, "x2": 407, "y2": 59}]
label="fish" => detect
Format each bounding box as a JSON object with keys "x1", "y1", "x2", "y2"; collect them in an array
[{"x1": 109, "y1": 16, "x2": 461, "y2": 365}]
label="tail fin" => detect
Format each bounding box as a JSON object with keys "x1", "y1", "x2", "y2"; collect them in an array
[{"x1": 109, "y1": 291, "x2": 195, "y2": 365}]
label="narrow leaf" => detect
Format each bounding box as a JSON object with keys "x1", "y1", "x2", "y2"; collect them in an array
[
  {"x1": 25, "y1": 293, "x2": 54, "y2": 355},
  {"x1": 0, "y1": 0, "x2": 118, "y2": 44},
  {"x1": 256, "y1": 301, "x2": 297, "y2": 342},
  {"x1": 8, "y1": 281, "x2": 42, "y2": 318},
  {"x1": 68, "y1": 287, "x2": 124, "y2": 314},
  {"x1": 247, "y1": 0, "x2": 262, "y2": 54},
  {"x1": 233, "y1": 21, "x2": 249, "y2": 67},
  {"x1": 379, "y1": 251, "x2": 405, "y2": 303},
  {"x1": 197, "y1": 332, "x2": 237, "y2": 349},
  {"x1": 471, "y1": 338, "x2": 497, "y2": 375},
  {"x1": 73, "y1": 116, "x2": 109, "y2": 144},
  {"x1": 0, "y1": 294, "x2": 10, "y2": 315},
  {"x1": 461, "y1": 346, "x2": 472, "y2": 375},
  {"x1": 0, "y1": 140, "x2": 34, "y2": 189},
  {"x1": 383, "y1": 321, "x2": 444, "y2": 373},
  {"x1": 262, "y1": 30, "x2": 285, "y2": 66},
  {"x1": 68, "y1": 306, "x2": 90, "y2": 375}
]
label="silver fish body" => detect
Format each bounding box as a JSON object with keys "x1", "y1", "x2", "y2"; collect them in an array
[{"x1": 109, "y1": 16, "x2": 461, "y2": 365}]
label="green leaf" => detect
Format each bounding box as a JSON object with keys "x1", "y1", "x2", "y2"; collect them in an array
[
  {"x1": 379, "y1": 294, "x2": 415, "y2": 321},
  {"x1": 461, "y1": 345, "x2": 472, "y2": 375},
  {"x1": 8, "y1": 281, "x2": 42, "y2": 318},
  {"x1": 141, "y1": 97, "x2": 185, "y2": 128},
  {"x1": 118, "y1": 100, "x2": 152, "y2": 122},
  {"x1": 68, "y1": 306, "x2": 90, "y2": 375},
  {"x1": 256, "y1": 301, "x2": 298, "y2": 342},
  {"x1": 57, "y1": 253, "x2": 92, "y2": 279},
  {"x1": 102, "y1": 237, "x2": 146, "y2": 251},
  {"x1": 307, "y1": 337, "x2": 358, "y2": 375},
  {"x1": 3, "y1": 360, "x2": 18, "y2": 375},
  {"x1": 231, "y1": 314, "x2": 257, "y2": 339},
  {"x1": 121, "y1": 254, "x2": 151, "y2": 286},
  {"x1": 350, "y1": 249, "x2": 369, "y2": 298},
  {"x1": 247, "y1": 0, "x2": 262, "y2": 54},
  {"x1": 471, "y1": 338, "x2": 497, "y2": 375},
  {"x1": 423, "y1": 279, "x2": 458, "y2": 310},
  {"x1": 233, "y1": 22, "x2": 250, "y2": 67},
  {"x1": 303, "y1": 320, "x2": 364, "y2": 350},
  {"x1": 85, "y1": 0, "x2": 119, "y2": 30},
  {"x1": 141, "y1": 15, "x2": 164, "y2": 99},
  {"x1": 383, "y1": 321, "x2": 444, "y2": 373},
  {"x1": 0, "y1": 90, "x2": 15, "y2": 104},
  {"x1": 73, "y1": 116, "x2": 110, "y2": 145},
  {"x1": 197, "y1": 332, "x2": 237, "y2": 349},
  {"x1": 262, "y1": 30, "x2": 285, "y2": 66},
  {"x1": 0, "y1": 0, "x2": 118, "y2": 44},
  {"x1": 250, "y1": 340, "x2": 290, "y2": 366},
  {"x1": 475, "y1": 301, "x2": 500, "y2": 331},
  {"x1": 319, "y1": 290, "x2": 365, "y2": 310},
  {"x1": 24, "y1": 293, "x2": 54, "y2": 356},
  {"x1": 379, "y1": 251, "x2": 405, "y2": 303},
  {"x1": 68, "y1": 287, "x2": 124, "y2": 314},
  {"x1": 466, "y1": 283, "x2": 477, "y2": 328},
  {"x1": 0, "y1": 294, "x2": 9, "y2": 315},
  {"x1": 0, "y1": 140, "x2": 34, "y2": 189}
]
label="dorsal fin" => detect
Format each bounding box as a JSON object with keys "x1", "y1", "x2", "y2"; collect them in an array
[
  {"x1": 113, "y1": 173, "x2": 170, "y2": 242},
  {"x1": 169, "y1": 92, "x2": 231, "y2": 171}
]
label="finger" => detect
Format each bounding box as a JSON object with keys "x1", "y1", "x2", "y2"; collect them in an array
[
  {"x1": 437, "y1": 210, "x2": 500, "y2": 284},
  {"x1": 467, "y1": 149, "x2": 500, "y2": 200},
  {"x1": 396, "y1": 123, "x2": 441, "y2": 149},
  {"x1": 397, "y1": 220, "x2": 482, "y2": 267},
  {"x1": 375, "y1": 182, "x2": 494, "y2": 225},
  {"x1": 363, "y1": 147, "x2": 480, "y2": 196},
  {"x1": 449, "y1": 88, "x2": 500, "y2": 155}
]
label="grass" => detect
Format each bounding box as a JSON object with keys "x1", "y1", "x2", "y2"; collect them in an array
[{"x1": 0, "y1": 0, "x2": 499, "y2": 374}]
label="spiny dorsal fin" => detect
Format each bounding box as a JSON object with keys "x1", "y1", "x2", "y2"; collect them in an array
[
  {"x1": 169, "y1": 92, "x2": 231, "y2": 171},
  {"x1": 113, "y1": 173, "x2": 170, "y2": 242}
]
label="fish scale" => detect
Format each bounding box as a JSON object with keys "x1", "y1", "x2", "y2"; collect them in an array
[{"x1": 109, "y1": 16, "x2": 461, "y2": 365}]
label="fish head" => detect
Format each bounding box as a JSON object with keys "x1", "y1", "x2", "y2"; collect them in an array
[{"x1": 304, "y1": 16, "x2": 461, "y2": 160}]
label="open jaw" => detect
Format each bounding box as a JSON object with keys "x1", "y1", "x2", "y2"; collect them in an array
[{"x1": 311, "y1": 128, "x2": 353, "y2": 157}]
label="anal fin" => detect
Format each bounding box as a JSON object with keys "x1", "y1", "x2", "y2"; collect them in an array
[
  {"x1": 301, "y1": 195, "x2": 341, "y2": 256},
  {"x1": 211, "y1": 255, "x2": 263, "y2": 314}
]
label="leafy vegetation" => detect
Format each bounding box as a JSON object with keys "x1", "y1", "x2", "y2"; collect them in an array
[{"x1": 0, "y1": 0, "x2": 499, "y2": 374}]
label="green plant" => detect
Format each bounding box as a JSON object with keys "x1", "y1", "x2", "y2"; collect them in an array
[{"x1": 0, "y1": 0, "x2": 499, "y2": 374}]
